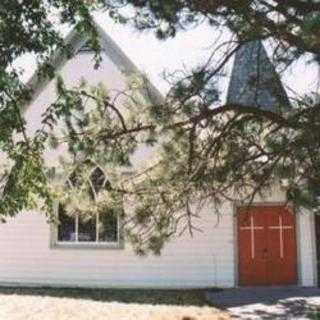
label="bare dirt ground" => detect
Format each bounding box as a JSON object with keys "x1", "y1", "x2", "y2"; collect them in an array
[{"x1": 0, "y1": 287, "x2": 230, "y2": 320}]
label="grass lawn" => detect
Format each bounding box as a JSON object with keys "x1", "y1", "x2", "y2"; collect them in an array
[{"x1": 0, "y1": 287, "x2": 230, "y2": 320}]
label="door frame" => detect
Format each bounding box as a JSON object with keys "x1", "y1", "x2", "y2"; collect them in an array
[
  {"x1": 313, "y1": 213, "x2": 320, "y2": 286},
  {"x1": 233, "y1": 201, "x2": 300, "y2": 286}
]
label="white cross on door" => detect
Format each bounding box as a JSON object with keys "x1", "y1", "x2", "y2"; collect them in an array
[
  {"x1": 240, "y1": 215, "x2": 264, "y2": 259},
  {"x1": 269, "y1": 215, "x2": 293, "y2": 258}
]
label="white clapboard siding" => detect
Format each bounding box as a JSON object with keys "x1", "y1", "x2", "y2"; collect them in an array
[
  {"x1": 0, "y1": 190, "x2": 316, "y2": 288},
  {"x1": 0, "y1": 38, "x2": 236, "y2": 288},
  {"x1": 0, "y1": 189, "x2": 316, "y2": 288},
  {"x1": 297, "y1": 211, "x2": 317, "y2": 286},
  {"x1": 0, "y1": 33, "x2": 316, "y2": 288},
  {"x1": 0, "y1": 202, "x2": 235, "y2": 288}
]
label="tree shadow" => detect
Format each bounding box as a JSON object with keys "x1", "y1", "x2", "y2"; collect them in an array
[
  {"x1": 230, "y1": 298, "x2": 319, "y2": 319},
  {"x1": 207, "y1": 287, "x2": 320, "y2": 319}
]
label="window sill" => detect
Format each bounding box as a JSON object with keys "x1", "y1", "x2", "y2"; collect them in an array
[{"x1": 51, "y1": 242, "x2": 124, "y2": 250}]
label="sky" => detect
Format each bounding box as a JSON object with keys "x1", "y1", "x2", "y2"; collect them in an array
[{"x1": 15, "y1": 11, "x2": 319, "y2": 102}]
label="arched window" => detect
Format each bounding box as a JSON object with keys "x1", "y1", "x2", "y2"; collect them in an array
[{"x1": 57, "y1": 167, "x2": 119, "y2": 245}]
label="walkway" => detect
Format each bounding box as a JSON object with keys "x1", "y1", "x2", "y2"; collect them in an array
[{"x1": 206, "y1": 286, "x2": 320, "y2": 319}]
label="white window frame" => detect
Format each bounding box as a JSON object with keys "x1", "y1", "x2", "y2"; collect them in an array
[
  {"x1": 51, "y1": 166, "x2": 123, "y2": 249},
  {"x1": 56, "y1": 212, "x2": 120, "y2": 247}
]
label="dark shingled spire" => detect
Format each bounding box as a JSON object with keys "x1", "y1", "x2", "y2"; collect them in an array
[{"x1": 226, "y1": 41, "x2": 290, "y2": 111}]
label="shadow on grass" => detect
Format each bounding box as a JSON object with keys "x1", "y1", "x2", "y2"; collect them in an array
[{"x1": 0, "y1": 287, "x2": 219, "y2": 307}]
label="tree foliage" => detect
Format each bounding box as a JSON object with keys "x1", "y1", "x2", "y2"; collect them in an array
[{"x1": 1, "y1": 0, "x2": 320, "y2": 254}]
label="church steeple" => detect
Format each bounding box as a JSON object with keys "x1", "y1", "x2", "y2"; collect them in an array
[{"x1": 226, "y1": 41, "x2": 290, "y2": 111}]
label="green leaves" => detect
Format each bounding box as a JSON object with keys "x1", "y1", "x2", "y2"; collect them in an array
[
  {"x1": 1, "y1": 0, "x2": 320, "y2": 255},
  {"x1": 0, "y1": 140, "x2": 54, "y2": 219},
  {"x1": 0, "y1": 0, "x2": 101, "y2": 222}
]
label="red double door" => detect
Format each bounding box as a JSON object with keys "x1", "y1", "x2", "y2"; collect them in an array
[{"x1": 238, "y1": 205, "x2": 297, "y2": 286}]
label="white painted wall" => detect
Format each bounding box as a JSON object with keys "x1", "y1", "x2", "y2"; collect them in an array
[
  {"x1": 0, "y1": 189, "x2": 316, "y2": 288},
  {"x1": 0, "y1": 47, "x2": 237, "y2": 288},
  {"x1": 0, "y1": 203, "x2": 236, "y2": 288},
  {"x1": 24, "y1": 46, "x2": 155, "y2": 170},
  {"x1": 0, "y1": 41, "x2": 316, "y2": 288},
  {"x1": 297, "y1": 211, "x2": 317, "y2": 286}
]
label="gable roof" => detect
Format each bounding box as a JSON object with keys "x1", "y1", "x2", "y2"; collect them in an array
[
  {"x1": 226, "y1": 40, "x2": 290, "y2": 111},
  {"x1": 25, "y1": 22, "x2": 164, "y2": 108}
]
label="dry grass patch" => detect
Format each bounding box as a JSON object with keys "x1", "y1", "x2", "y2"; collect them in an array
[{"x1": 0, "y1": 287, "x2": 229, "y2": 320}]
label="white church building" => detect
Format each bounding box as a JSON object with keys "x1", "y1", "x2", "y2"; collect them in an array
[{"x1": 0, "y1": 24, "x2": 318, "y2": 289}]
